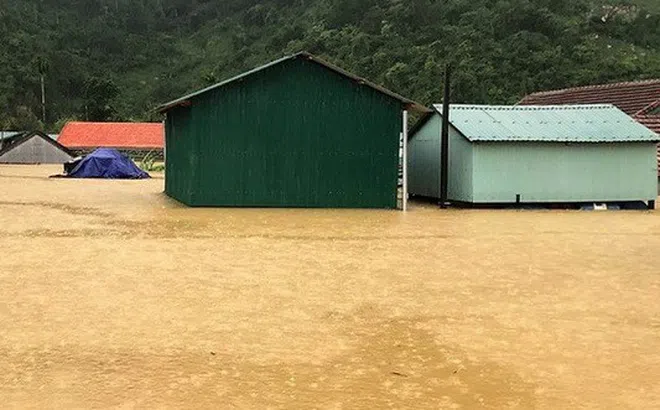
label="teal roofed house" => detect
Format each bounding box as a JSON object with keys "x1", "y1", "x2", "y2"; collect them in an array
[
  {"x1": 158, "y1": 52, "x2": 427, "y2": 209},
  {"x1": 408, "y1": 104, "x2": 659, "y2": 207}
]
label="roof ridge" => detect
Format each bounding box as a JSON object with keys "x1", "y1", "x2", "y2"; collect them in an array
[
  {"x1": 637, "y1": 100, "x2": 660, "y2": 116},
  {"x1": 525, "y1": 79, "x2": 660, "y2": 98}
]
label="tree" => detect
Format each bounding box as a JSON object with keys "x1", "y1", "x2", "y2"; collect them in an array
[
  {"x1": 8, "y1": 106, "x2": 44, "y2": 131},
  {"x1": 83, "y1": 77, "x2": 120, "y2": 121},
  {"x1": 0, "y1": 0, "x2": 658, "y2": 127}
]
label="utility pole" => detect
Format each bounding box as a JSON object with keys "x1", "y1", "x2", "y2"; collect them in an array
[
  {"x1": 40, "y1": 74, "x2": 46, "y2": 123},
  {"x1": 37, "y1": 57, "x2": 49, "y2": 124}
]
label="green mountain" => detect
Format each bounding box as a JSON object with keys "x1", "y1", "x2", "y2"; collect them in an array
[{"x1": 0, "y1": 0, "x2": 658, "y2": 131}]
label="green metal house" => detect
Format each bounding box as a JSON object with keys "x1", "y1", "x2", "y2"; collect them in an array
[
  {"x1": 158, "y1": 52, "x2": 427, "y2": 208},
  {"x1": 408, "y1": 104, "x2": 659, "y2": 206}
]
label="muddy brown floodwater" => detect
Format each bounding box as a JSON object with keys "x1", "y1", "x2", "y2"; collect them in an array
[{"x1": 1, "y1": 165, "x2": 659, "y2": 409}]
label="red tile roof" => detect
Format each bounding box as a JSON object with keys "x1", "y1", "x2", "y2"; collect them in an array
[
  {"x1": 637, "y1": 115, "x2": 660, "y2": 134},
  {"x1": 639, "y1": 100, "x2": 660, "y2": 116},
  {"x1": 520, "y1": 79, "x2": 660, "y2": 115},
  {"x1": 521, "y1": 80, "x2": 660, "y2": 176},
  {"x1": 58, "y1": 122, "x2": 164, "y2": 150},
  {"x1": 637, "y1": 116, "x2": 660, "y2": 174}
]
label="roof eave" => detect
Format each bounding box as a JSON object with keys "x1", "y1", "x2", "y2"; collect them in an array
[{"x1": 157, "y1": 99, "x2": 191, "y2": 114}]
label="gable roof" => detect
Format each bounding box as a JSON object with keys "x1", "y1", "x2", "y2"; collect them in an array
[
  {"x1": 0, "y1": 131, "x2": 73, "y2": 158},
  {"x1": 430, "y1": 104, "x2": 659, "y2": 143},
  {"x1": 157, "y1": 52, "x2": 429, "y2": 114},
  {"x1": 58, "y1": 122, "x2": 164, "y2": 149},
  {"x1": 519, "y1": 79, "x2": 660, "y2": 116}
]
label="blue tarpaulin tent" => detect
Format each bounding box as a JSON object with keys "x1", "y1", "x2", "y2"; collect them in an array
[{"x1": 67, "y1": 148, "x2": 150, "y2": 179}]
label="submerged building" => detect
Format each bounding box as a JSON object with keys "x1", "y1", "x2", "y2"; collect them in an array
[
  {"x1": 158, "y1": 52, "x2": 427, "y2": 208},
  {"x1": 0, "y1": 131, "x2": 73, "y2": 164},
  {"x1": 408, "y1": 104, "x2": 659, "y2": 207}
]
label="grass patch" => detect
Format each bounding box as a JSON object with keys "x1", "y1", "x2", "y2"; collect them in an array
[{"x1": 138, "y1": 151, "x2": 165, "y2": 172}]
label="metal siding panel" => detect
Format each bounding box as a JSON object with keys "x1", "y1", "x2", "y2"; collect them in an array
[
  {"x1": 448, "y1": 125, "x2": 473, "y2": 202},
  {"x1": 408, "y1": 113, "x2": 473, "y2": 202},
  {"x1": 169, "y1": 58, "x2": 400, "y2": 208},
  {"x1": 164, "y1": 108, "x2": 195, "y2": 205},
  {"x1": 408, "y1": 115, "x2": 440, "y2": 198},
  {"x1": 472, "y1": 142, "x2": 658, "y2": 203}
]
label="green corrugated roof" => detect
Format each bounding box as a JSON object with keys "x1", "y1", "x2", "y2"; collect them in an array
[{"x1": 435, "y1": 104, "x2": 660, "y2": 142}]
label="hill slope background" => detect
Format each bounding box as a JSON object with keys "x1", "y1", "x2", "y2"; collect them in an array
[{"x1": 0, "y1": 0, "x2": 659, "y2": 130}]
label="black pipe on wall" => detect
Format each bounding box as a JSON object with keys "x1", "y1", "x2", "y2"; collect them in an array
[{"x1": 440, "y1": 64, "x2": 451, "y2": 208}]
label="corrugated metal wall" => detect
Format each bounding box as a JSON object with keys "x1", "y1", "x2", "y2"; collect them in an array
[
  {"x1": 166, "y1": 58, "x2": 402, "y2": 208},
  {"x1": 472, "y1": 142, "x2": 658, "y2": 203},
  {"x1": 447, "y1": 125, "x2": 474, "y2": 203},
  {"x1": 0, "y1": 136, "x2": 73, "y2": 164},
  {"x1": 408, "y1": 113, "x2": 473, "y2": 202},
  {"x1": 165, "y1": 107, "x2": 196, "y2": 204},
  {"x1": 408, "y1": 115, "x2": 440, "y2": 198}
]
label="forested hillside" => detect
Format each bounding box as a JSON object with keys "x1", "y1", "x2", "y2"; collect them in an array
[{"x1": 0, "y1": 0, "x2": 659, "y2": 131}]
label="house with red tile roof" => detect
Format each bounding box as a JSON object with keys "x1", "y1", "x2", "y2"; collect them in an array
[
  {"x1": 520, "y1": 80, "x2": 660, "y2": 176},
  {"x1": 58, "y1": 122, "x2": 164, "y2": 159}
]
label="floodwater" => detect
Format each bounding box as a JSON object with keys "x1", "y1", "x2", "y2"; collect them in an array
[{"x1": 1, "y1": 165, "x2": 659, "y2": 409}]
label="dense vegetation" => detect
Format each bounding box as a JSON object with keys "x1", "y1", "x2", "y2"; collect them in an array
[{"x1": 0, "y1": 0, "x2": 658, "y2": 131}]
